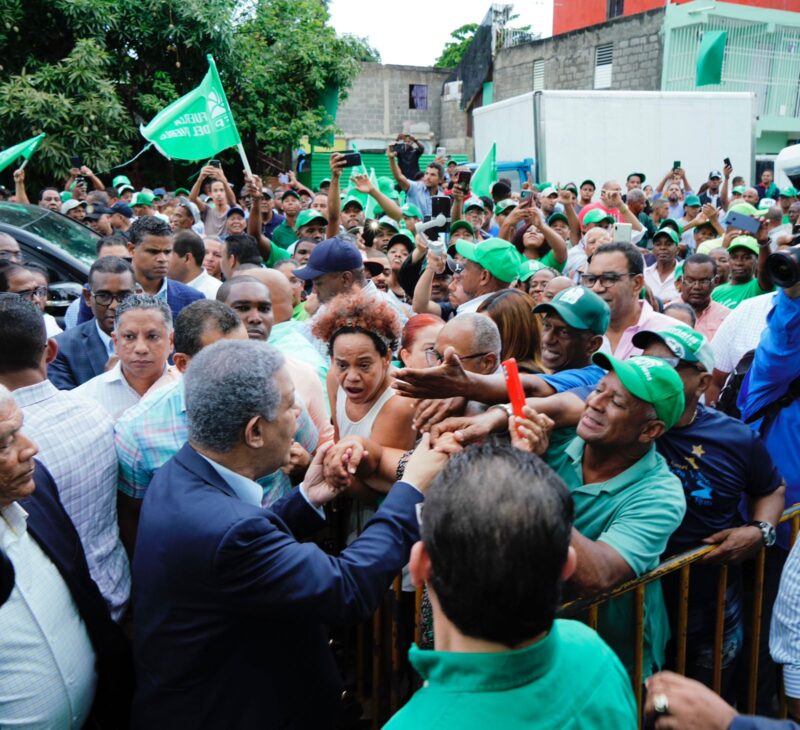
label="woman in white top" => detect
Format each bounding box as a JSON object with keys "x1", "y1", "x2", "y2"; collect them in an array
[{"x1": 313, "y1": 290, "x2": 416, "y2": 506}]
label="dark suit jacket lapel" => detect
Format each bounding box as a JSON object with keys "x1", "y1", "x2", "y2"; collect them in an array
[{"x1": 82, "y1": 323, "x2": 109, "y2": 378}]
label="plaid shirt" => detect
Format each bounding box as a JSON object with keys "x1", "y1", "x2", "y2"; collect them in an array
[
  {"x1": 12, "y1": 380, "x2": 130, "y2": 620},
  {"x1": 115, "y1": 380, "x2": 319, "y2": 507}
]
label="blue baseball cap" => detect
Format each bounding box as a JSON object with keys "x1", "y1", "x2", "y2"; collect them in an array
[
  {"x1": 110, "y1": 202, "x2": 133, "y2": 218},
  {"x1": 294, "y1": 237, "x2": 364, "y2": 280}
]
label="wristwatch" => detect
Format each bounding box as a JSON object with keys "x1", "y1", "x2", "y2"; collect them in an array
[{"x1": 746, "y1": 520, "x2": 777, "y2": 547}]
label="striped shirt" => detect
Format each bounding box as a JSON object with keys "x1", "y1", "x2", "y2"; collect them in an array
[
  {"x1": 13, "y1": 380, "x2": 130, "y2": 620},
  {"x1": 770, "y1": 538, "x2": 800, "y2": 699}
]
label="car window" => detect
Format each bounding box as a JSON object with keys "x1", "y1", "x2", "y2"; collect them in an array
[{"x1": 0, "y1": 202, "x2": 97, "y2": 265}]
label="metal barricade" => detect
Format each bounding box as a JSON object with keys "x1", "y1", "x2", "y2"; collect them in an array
[{"x1": 353, "y1": 503, "x2": 800, "y2": 728}]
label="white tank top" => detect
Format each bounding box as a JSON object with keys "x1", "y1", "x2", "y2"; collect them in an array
[{"x1": 336, "y1": 384, "x2": 396, "y2": 439}]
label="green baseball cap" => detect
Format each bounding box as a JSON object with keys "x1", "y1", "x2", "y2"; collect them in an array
[
  {"x1": 494, "y1": 199, "x2": 518, "y2": 215},
  {"x1": 727, "y1": 202, "x2": 764, "y2": 219},
  {"x1": 583, "y1": 208, "x2": 614, "y2": 226},
  {"x1": 732, "y1": 185, "x2": 747, "y2": 195},
  {"x1": 60, "y1": 191, "x2": 72, "y2": 202},
  {"x1": 377, "y1": 215, "x2": 400, "y2": 232},
  {"x1": 547, "y1": 212, "x2": 569, "y2": 226},
  {"x1": 591, "y1": 354, "x2": 686, "y2": 429},
  {"x1": 387, "y1": 229, "x2": 415, "y2": 251},
  {"x1": 533, "y1": 286, "x2": 610, "y2": 335},
  {"x1": 759, "y1": 198, "x2": 776, "y2": 210},
  {"x1": 342, "y1": 194, "x2": 364, "y2": 211},
  {"x1": 684, "y1": 195, "x2": 701, "y2": 207},
  {"x1": 632, "y1": 324, "x2": 715, "y2": 373},
  {"x1": 653, "y1": 227, "x2": 679, "y2": 246},
  {"x1": 112, "y1": 175, "x2": 132, "y2": 188},
  {"x1": 536, "y1": 181, "x2": 553, "y2": 192},
  {"x1": 540, "y1": 186, "x2": 559, "y2": 198},
  {"x1": 455, "y1": 238, "x2": 523, "y2": 283},
  {"x1": 464, "y1": 197, "x2": 485, "y2": 212},
  {"x1": 450, "y1": 220, "x2": 475, "y2": 236},
  {"x1": 118, "y1": 184, "x2": 135, "y2": 195},
  {"x1": 661, "y1": 218, "x2": 684, "y2": 235},
  {"x1": 133, "y1": 191, "x2": 154, "y2": 207},
  {"x1": 518, "y1": 259, "x2": 546, "y2": 282},
  {"x1": 175, "y1": 187, "x2": 190, "y2": 196},
  {"x1": 296, "y1": 208, "x2": 327, "y2": 228},
  {"x1": 378, "y1": 176, "x2": 399, "y2": 200},
  {"x1": 401, "y1": 202, "x2": 422, "y2": 218},
  {"x1": 728, "y1": 235, "x2": 759, "y2": 256},
  {"x1": 780, "y1": 187, "x2": 798, "y2": 198}
]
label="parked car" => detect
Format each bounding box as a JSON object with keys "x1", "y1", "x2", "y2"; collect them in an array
[{"x1": 0, "y1": 202, "x2": 97, "y2": 316}]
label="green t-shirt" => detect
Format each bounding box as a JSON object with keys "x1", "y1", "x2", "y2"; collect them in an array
[
  {"x1": 710, "y1": 278, "x2": 773, "y2": 310},
  {"x1": 546, "y1": 437, "x2": 686, "y2": 679},
  {"x1": 385, "y1": 620, "x2": 636, "y2": 730},
  {"x1": 265, "y1": 243, "x2": 291, "y2": 267},
  {"x1": 270, "y1": 220, "x2": 297, "y2": 249},
  {"x1": 540, "y1": 250, "x2": 566, "y2": 273},
  {"x1": 292, "y1": 301, "x2": 309, "y2": 321}
]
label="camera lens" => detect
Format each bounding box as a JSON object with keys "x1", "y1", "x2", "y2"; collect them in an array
[{"x1": 767, "y1": 249, "x2": 800, "y2": 288}]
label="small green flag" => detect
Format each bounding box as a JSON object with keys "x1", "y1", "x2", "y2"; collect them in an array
[
  {"x1": 0, "y1": 133, "x2": 46, "y2": 173},
  {"x1": 364, "y1": 168, "x2": 381, "y2": 220},
  {"x1": 696, "y1": 31, "x2": 727, "y2": 87},
  {"x1": 471, "y1": 142, "x2": 497, "y2": 198},
  {"x1": 141, "y1": 55, "x2": 241, "y2": 160}
]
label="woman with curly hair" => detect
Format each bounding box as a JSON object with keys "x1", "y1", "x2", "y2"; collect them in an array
[{"x1": 313, "y1": 290, "x2": 417, "y2": 512}]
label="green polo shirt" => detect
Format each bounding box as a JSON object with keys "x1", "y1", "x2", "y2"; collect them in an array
[
  {"x1": 270, "y1": 220, "x2": 297, "y2": 249},
  {"x1": 547, "y1": 437, "x2": 686, "y2": 679},
  {"x1": 710, "y1": 278, "x2": 772, "y2": 310},
  {"x1": 385, "y1": 620, "x2": 636, "y2": 729},
  {"x1": 265, "y1": 242, "x2": 291, "y2": 267}
]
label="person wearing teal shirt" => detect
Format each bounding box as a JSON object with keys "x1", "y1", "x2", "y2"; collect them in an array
[
  {"x1": 386, "y1": 443, "x2": 637, "y2": 730},
  {"x1": 545, "y1": 354, "x2": 687, "y2": 681}
]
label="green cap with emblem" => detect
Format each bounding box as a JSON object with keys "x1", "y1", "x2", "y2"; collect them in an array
[
  {"x1": 296, "y1": 208, "x2": 328, "y2": 228},
  {"x1": 728, "y1": 235, "x2": 759, "y2": 256},
  {"x1": 401, "y1": 202, "x2": 422, "y2": 218},
  {"x1": 464, "y1": 197, "x2": 485, "y2": 212},
  {"x1": 534, "y1": 286, "x2": 610, "y2": 335},
  {"x1": 494, "y1": 199, "x2": 518, "y2": 215},
  {"x1": 377, "y1": 215, "x2": 400, "y2": 232},
  {"x1": 342, "y1": 194, "x2": 364, "y2": 211},
  {"x1": 112, "y1": 175, "x2": 132, "y2": 189},
  {"x1": 591, "y1": 354, "x2": 686, "y2": 429},
  {"x1": 582, "y1": 208, "x2": 615, "y2": 226},
  {"x1": 517, "y1": 259, "x2": 546, "y2": 282},
  {"x1": 455, "y1": 238, "x2": 523, "y2": 283},
  {"x1": 779, "y1": 187, "x2": 798, "y2": 198},
  {"x1": 653, "y1": 227, "x2": 680, "y2": 246},
  {"x1": 450, "y1": 220, "x2": 475, "y2": 236},
  {"x1": 133, "y1": 191, "x2": 155, "y2": 207},
  {"x1": 632, "y1": 324, "x2": 715, "y2": 373}
]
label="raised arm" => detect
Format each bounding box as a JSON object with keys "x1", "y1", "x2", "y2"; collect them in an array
[
  {"x1": 756, "y1": 220, "x2": 774, "y2": 293},
  {"x1": 80, "y1": 165, "x2": 105, "y2": 192},
  {"x1": 287, "y1": 170, "x2": 313, "y2": 200},
  {"x1": 387, "y1": 144, "x2": 410, "y2": 193},
  {"x1": 13, "y1": 168, "x2": 29, "y2": 204},
  {"x1": 720, "y1": 162, "x2": 732, "y2": 210},
  {"x1": 559, "y1": 188, "x2": 582, "y2": 244},
  {"x1": 607, "y1": 190, "x2": 643, "y2": 232},
  {"x1": 190, "y1": 165, "x2": 218, "y2": 214},
  {"x1": 326, "y1": 153, "x2": 346, "y2": 239},
  {"x1": 245, "y1": 175, "x2": 275, "y2": 262},
  {"x1": 531, "y1": 207, "x2": 568, "y2": 263},
  {"x1": 351, "y1": 173, "x2": 402, "y2": 221}
]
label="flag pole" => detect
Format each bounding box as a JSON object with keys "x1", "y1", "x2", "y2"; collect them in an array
[{"x1": 237, "y1": 142, "x2": 252, "y2": 178}]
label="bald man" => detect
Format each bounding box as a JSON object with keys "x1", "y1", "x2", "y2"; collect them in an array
[{"x1": 217, "y1": 277, "x2": 331, "y2": 439}]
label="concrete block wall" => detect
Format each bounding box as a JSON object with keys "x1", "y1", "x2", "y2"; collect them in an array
[
  {"x1": 493, "y1": 9, "x2": 666, "y2": 102},
  {"x1": 336, "y1": 62, "x2": 452, "y2": 148}
]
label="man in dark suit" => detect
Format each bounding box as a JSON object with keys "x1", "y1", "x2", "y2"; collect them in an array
[
  {"x1": 49, "y1": 256, "x2": 135, "y2": 389},
  {"x1": 132, "y1": 339, "x2": 447, "y2": 729},
  {"x1": 0, "y1": 386, "x2": 132, "y2": 727}
]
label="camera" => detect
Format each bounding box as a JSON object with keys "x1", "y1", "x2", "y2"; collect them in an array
[{"x1": 766, "y1": 238, "x2": 800, "y2": 288}]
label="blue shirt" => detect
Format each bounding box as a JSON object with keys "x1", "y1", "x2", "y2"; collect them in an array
[
  {"x1": 739, "y1": 290, "x2": 800, "y2": 506},
  {"x1": 540, "y1": 364, "x2": 604, "y2": 394},
  {"x1": 405, "y1": 180, "x2": 441, "y2": 218},
  {"x1": 262, "y1": 210, "x2": 285, "y2": 239}
]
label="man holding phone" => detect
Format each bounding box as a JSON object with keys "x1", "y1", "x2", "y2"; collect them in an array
[
  {"x1": 392, "y1": 133, "x2": 424, "y2": 180},
  {"x1": 189, "y1": 163, "x2": 236, "y2": 238},
  {"x1": 388, "y1": 146, "x2": 443, "y2": 218}
]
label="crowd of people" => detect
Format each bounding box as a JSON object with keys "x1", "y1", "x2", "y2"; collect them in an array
[{"x1": 0, "y1": 143, "x2": 799, "y2": 730}]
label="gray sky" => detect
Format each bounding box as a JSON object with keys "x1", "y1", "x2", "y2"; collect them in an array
[{"x1": 329, "y1": 0, "x2": 553, "y2": 67}]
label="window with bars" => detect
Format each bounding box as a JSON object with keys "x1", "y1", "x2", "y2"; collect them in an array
[
  {"x1": 594, "y1": 43, "x2": 613, "y2": 89},
  {"x1": 533, "y1": 59, "x2": 545, "y2": 91},
  {"x1": 608, "y1": 0, "x2": 624, "y2": 20}
]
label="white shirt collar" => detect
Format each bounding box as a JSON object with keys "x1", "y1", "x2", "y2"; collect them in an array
[
  {"x1": 0, "y1": 502, "x2": 29, "y2": 539},
  {"x1": 456, "y1": 291, "x2": 494, "y2": 315},
  {"x1": 189, "y1": 269, "x2": 209, "y2": 287},
  {"x1": 198, "y1": 454, "x2": 263, "y2": 507},
  {"x1": 94, "y1": 319, "x2": 114, "y2": 356}
]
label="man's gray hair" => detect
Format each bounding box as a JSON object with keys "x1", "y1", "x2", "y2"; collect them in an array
[
  {"x1": 461, "y1": 313, "x2": 502, "y2": 358},
  {"x1": 114, "y1": 293, "x2": 173, "y2": 332},
  {"x1": 626, "y1": 188, "x2": 646, "y2": 204},
  {"x1": 184, "y1": 340, "x2": 286, "y2": 453}
]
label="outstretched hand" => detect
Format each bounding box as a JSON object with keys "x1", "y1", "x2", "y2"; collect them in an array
[
  {"x1": 393, "y1": 347, "x2": 471, "y2": 399},
  {"x1": 303, "y1": 442, "x2": 344, "y2": 508}
]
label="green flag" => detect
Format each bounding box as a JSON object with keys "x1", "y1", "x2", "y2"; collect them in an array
[
  {"x1": 364, "y1": 169, "x2": 381, "y2": 220},
  {"x1": 141, "y1": 55, "x2": 241, "y2": 160},
  {"x1": 471, "y1": 142, "x2": 496, "y2": 198},
  {"x1": 696, "y1": 31, "x2": 727, "y2": 87},
  {"x1": 0, "y1": 133, "x2": 46, "y2": 173}
]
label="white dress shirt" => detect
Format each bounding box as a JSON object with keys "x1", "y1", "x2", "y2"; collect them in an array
[
  {"x1": 13, "y1": 380, "x2": 130, "y2": 620},
  {"x1": 644, "y1": 262, "x2": 680, "y2": 303},
  {"x1": 187, "y1": 269, "x2": 219, "y2": 299},
  {"x1": 74, "y1": 361, "x2": 180, "y2": 421},
  {"x1": 95, "y1": 319, "x2": 115, "y2": 357},
  {"x1": 455, "y1": 291, "x2": 495, "y2": 316},
  {"x1": 0, "y1": 502, "x2": 97, "y2": 729},
  {"x1": 44, "y1": 313, "x2": 62, "y2": 338},
  {"x1": 710, "y1": 292, "x2": 777, "y2": 373}
]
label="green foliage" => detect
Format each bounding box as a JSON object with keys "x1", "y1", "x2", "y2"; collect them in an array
[
  {"x1": 0, "y1": 0, "x2": 368, "y2": 187},
  {"x1": 434, "y1": 23, "x2": 479, "y2": 69}
]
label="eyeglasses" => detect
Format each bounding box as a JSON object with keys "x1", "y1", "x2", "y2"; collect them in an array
[
  {"x1": 15, "y1": 286, "x2": 47, "y2": 301},
  {"x1": 580, "y1": 272, "x2": 637, "y2": 288},
  {"x1": 92, "y1": 290, "x2": 134, "y2": 306},
  {"x1": 682, "y1": 276, "x2": 713, "y2": 288},
  {"x1": 425, "y1": 349, "x2": 489, "y2": 366}
]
